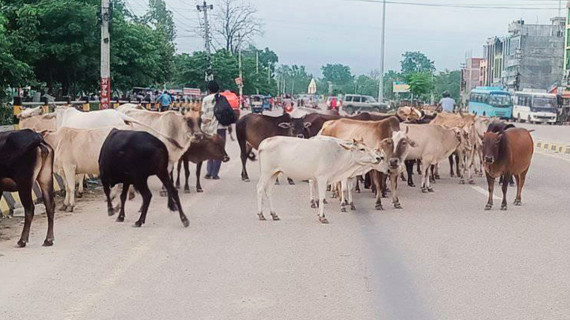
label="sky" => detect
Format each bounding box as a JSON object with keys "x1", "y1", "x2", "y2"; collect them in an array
[{"x1": 126, "y1": 0, "x2": 563, "y2": 76}]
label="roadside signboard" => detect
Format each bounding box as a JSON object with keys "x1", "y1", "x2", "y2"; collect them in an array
[
  {"x1": 183, "y1": 88, "x2": 201, "y2": 96},
  {"x1": 393, "y1": 81, "x2": 410, "y2": 93}
]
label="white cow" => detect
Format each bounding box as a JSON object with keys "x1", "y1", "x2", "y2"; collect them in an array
[
  {"x1": 42, "y1": 126, "x2": 129, "y2": 211},
  {"x1": 257, "y1": 136, "x2": 381, "y2": 223}
]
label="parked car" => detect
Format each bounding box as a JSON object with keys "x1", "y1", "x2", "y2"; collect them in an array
[{"x1": 341, "y1": 94, "x2": 388, "y2": 114}]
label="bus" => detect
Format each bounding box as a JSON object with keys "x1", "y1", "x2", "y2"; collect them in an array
[
  {"x1": 512, "y1": 90, "x2": 557, "y2": 124},
  {"x1": 468, "y1": 87, "x2": 512, "y2": 119}
]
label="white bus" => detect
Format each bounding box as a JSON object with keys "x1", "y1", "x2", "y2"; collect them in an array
[{"x1": 512, "y1": 91, "x2": 557, "y2": 124}]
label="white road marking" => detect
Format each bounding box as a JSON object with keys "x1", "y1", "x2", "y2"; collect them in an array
[
  {"x1": 470, "y1": 185, "x2": 500, "y2": 200},
  {"x1": 534, "y1": 149, "x2": 570, "y2": 163}
]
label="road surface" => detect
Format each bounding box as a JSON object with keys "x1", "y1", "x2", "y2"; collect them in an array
[{"x1": 1, "y1": 127, "x2": 570, "y2": 320}]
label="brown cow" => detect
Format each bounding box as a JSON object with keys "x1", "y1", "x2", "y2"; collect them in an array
[
  {"x1": 236, "y1": 112, "x2": 308, "y2": 182},
  {"x1": 319, "y1": 116, "x2": 401, "y2": 210},
  {"x1": 175, "y1": 134, "x2": 230, "y2": 193},
  {"x1": 302, "y1": 112, "x2": 373, "y2": 138},
  {"x1": 481, "y1": 128, "x2": 533, "y2": 210}
]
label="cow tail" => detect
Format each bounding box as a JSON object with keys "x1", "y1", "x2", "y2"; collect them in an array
[{"x1": 167, "y1": 188, "x2": 178, "y2": 211}]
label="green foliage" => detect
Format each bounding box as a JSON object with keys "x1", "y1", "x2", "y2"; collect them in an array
[
  {"x1": 401, "y1": 51, "x2": 435, "y2": 75},
  {"x1": 433, "y1": 70, "x2": 460, "y2": 101},
  {"x1": 354, "y1": 75, "x2": 378, "y2": 97},
  {"x1": 382, "y1": 70, "x2": 404, "y2": 100},
  {"x1": 405, "y1": 72, "x2": 434, "y2": 98},
  {"x1": 276, "y1": 64, "x2": 312, "y2": 95},
  {"x1": 321, "y1": 64, "x2": 353, "y2": 85}
]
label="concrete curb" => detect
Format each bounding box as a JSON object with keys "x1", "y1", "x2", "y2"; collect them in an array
[
  {"x1": 534, "y1": 141, "x2": 570, "y2": 155},
  {"x1": 0, "y1": 174, "x2": 67, "y2": 217}
]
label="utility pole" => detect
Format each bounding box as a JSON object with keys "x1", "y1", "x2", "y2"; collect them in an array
[
  {"x1": 256, "y1": 51, "x2": 259, "y2": 74},
  {"x1": 238, "y1": 48, "x2": 243, "y2": 109},
  {"x1": 377, "y1": 0, "x2": 386, "y2": 103},
  {"x1": 100, "y1": 0, "x2": 111, "y2": 109},
  {"x1": 197, "y1": 1, "x2": 214, "y2": 81}
]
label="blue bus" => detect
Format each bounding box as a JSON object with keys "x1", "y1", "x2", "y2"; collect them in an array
[{"x1": 468, "y1": 87, "x2": 513, "y2": 119}]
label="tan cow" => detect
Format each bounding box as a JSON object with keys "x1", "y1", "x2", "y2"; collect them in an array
[
  {"x1": 319, "y1": 116, "x2": 402, "y2": 210},
  {"x1": 402, "y1": 124, "x2": 464, "y2": 192},
  {"x1": 396, "y1": 106, "x2": 423, "y2": 122},
  {"x1": 18, "y1": 112, "x2": 57, "y2": 132},
  {"x1": 42, "y1": 127, "x2": 128, "y2": 211}
]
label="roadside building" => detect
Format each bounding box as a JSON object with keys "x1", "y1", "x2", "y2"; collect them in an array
[
  {"x1": 483, "y1": 37, "x2": 505, "y2": 87},
  {"x1": 460, "y1": 57, "x2": 484, "y2": 104}
]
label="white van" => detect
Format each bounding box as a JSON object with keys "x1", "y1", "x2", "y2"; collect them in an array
[{"x1": 512, "y1": 90, "x2": 557, "y2": 124}]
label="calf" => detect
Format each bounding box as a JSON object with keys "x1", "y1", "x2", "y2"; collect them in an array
[
  {"x1": 99, "y1": 129, "x2": 189, "y2": 227},
  {"x1": 0, "y1": 130, "x2": 55, "y2": 247},
  {"x1": 482, "y1": 128, "x2": 533, "y2": 210},
  {"x1": 257, "y1": 136, "x2": 381, "y2": 223},
  {"x1": 236, "y1": 112, "x2": 307, "y2": 182},
  {"x1": 175, "y1": 133, "x2": 230, "y2": 193}
]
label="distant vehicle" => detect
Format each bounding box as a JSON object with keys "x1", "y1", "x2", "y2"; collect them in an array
[
  {"x1": 251, "y1": 95, "x2": 271, "y2": 114},
  {"x1": 512, "y1": 90, "x2": 557, "y2": 124},
  {"x1": 468, "y1": 87, "x2": 512, "y2": 119},
  {"x1": 341, "y1": 94, "x2": 388, "y2": 114}
]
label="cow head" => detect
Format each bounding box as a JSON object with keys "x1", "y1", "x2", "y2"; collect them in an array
[
  {"x1": 17, "y1": 106, "x2": 44, "y2": 119},
  {"x1": 191, "y1": 133, "x2": 230, "y2": 162},
  {"x1": 290, "y1": 116, "x2": 311, "y2": 138},
  {"x1": 482, "y1": 132, "x2": 502, "y2": 164},
  {"x1": 387, "y1": 127, "x2": 416, "y2": 171},
  {"x1": 184, "y1": 110, "x2": 204, "y2": 140},
  {"x1": 340, "y1": 138, "x2": 383, "y2": 166}
]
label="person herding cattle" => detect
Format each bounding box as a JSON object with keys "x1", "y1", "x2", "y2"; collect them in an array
[
  {"x1": 438, "y1": 91, "x2": 456, "y2": 113},
  {"x1": 201, "y1": 81, "x2": 227, "y2": 180},
  {"x1": 481, "y1": 127, "x2": 533, "y2": 211}
]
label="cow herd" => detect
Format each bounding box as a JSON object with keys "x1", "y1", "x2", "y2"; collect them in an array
[{"x1": 0, "y1": 104, "x2": 534, "y2": 248}]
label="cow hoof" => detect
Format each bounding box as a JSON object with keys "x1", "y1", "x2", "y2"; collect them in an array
[
  {"x1": 355, "y1": 189, "x2": 360, "y2": 193},
  {"x1": 323, "y1": 199, "x2": 328, "y2": 204},
  {"x1": 421, "y1": 188, "x2": 428, "y2": 193},
  {"x1": 310, "y1": 201, "x2": 317, "y2": 209},
  {"x1": 66, "y1": 206, "x2": 74, "y2": 213},
  {"x1": 341, "y1": 207, "x2": 347, "y2": 213},
  {"x1": 435, "y1": 175, "x2": 441, "y2": 180},
  {"x1": 181, "y1": 218, "x2": 190, "y2": 228},
  {"x1": 500, "y1": 205, "x2": 507, "y2": 211},
  {"x1": 326, "y1": 185, "x2": 331, "y2": 191},
  {"x1": 468, "y1": 180, "x2": 475, "y2": 185},
  {"x1": 107, "y1": 208, "x2": 115, "y2": 216},
  {"x1": 242, "y1": 178, "x2": 250, "y2": 182},
  {"x1": 184, "y1": 189, "x2": 191, "y2": 194},
  {"x1": 394, "y1": 203, "x2": 403, "y2": 209},
  {"x1": 408, "y1": 183, "x2": 416, "y2": 187},
  {"x1": 375, "y1": 204, "x2": 384, "y2": 210},
  {"x1": 450, "y1": 173, "x2": 455, "y2": 177},
  {"x1": 17, "y1": 240, "x2": 26, "y2": 248},
  {"x1": 350, "y1": 203, "x2": 356, "y2": 211},
  {"x1": 270, "y1": 212, "x2": 280, "y2": 221},
  {"x1": 159, "y1": 190, "x2": 168, "y2": 197},
  {"x1": 76, "y1": 192, "x2": 83, "y2": 198},
  {"x1": 459, "y1": 180, "x2": 465, "y2": 185},
  {"x1": 428, "y1": 188, "x2": 434, "y2": 193},
  {"x1": 59, "y1": 205, "x2": 67, "y2": 211},
  {"x1": 288, "y1": 179, "x2": 295, "y2": 185},
  {"x1": 133, "y1": 221, "x2": 142, "y2": 227},
  {"x1": 509, "y1": 183, "x2": 515, "y2": 187},
  {"x1": 43, "y1": 239, "x2": 54, "y2": 247},
  {"x1": 116, "y1": 216, "x2": 125, "y2": 222},
  {"x1": 257, "y1": 213, "x2": 266, "y2": 221},
  {"x1": 514, "y1": 200, "x2": 521, "y2": 206},
  {"x1": 274, "y1": 180, "x2": 280, "y2": 185},
  {"x1": 319, "y1": 216, "x2": 329, "y2": 224},
  {"x1": 128, "y1": 192, "x2": 135, "y2": 200},
  {"x1": 196, "y1": 188, "x2": 203, "y2": 193},
  {"x1": 485, "y1": 204, "x2": 492, "y2": 210}
]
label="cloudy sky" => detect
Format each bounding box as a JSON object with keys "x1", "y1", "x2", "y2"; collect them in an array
[{"x1": 127, "y1": 0, "x2": 563, "y2": 76}]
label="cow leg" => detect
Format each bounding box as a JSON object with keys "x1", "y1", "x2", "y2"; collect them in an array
[
  {"x1": 194, "y1": 161, "x2": 202, "y2": 193},
  {"x1": 429, "y1": 165, "x2": 436, "y2": 184},
  {"x1": 364, "y1": 172, "x2": 371, "y2": 189},
  {"x1": 380, "y1": 172, "x2": 389, "y2": 197},
  {"x1": 485, "y1": 173, "x2": 495, "y2": 210},
  {"x1": 316, "y1": 178, "x2": 329, "y2": 223},
  {"x1": 76, "y1": 174, "x2": 84, "y2": 198},
  {"x1": 256, "y1": 173, "x2": 273, "y2": 220},
  {"x1": 17, "y1": 185, "x2": 35, "y2": 248},
  {"x1": 347, "y1": 178, "x2": 356, "y2": 210},
  {"x1": 500, "y1": 174, "x2": 510, "y2": 210},
  {"x1": 287, "y1": 177, "x2": 295, "y2": 185},
  {"x1": 37, "y1": 149, "x2": 55, "y2": 246},
  {"x1": 62, "y1": 164, "x2": 76, "y2": 212},
  {"x1": 371, "y1": 171, "x2": 384, "y2": 210},
  {"x1": 405, "y1": 160, "x2": 415, "y2": 187},
  {"x1": 449, "y1": 155, "x2": 455, "y2": 177},
  {"x1": 509, "y1": 175, "x2": 515, "y2": 187},
  {"x1": 391, "y1": 172, "x2": 402, "y2": 209},
  {"x1": 514, "y1": 169, "x2": 528, "y2": 206},
  {"x1": 416, "y1": 159, "x2": 421, "y2": 175},
  {"x1": 455, "y1": 153, "x2": 461, "y2": 178},
  {"x1": 240, "y1": 143, "x2": 251, "y2": 182},
  {"x1": 116, "y1": 182, "x2": 130, "y2": 222},
  {"x1": 309, "y1": 179, "x2": 318, "y2": 208},
  {"x1": 264, "y1": 174, "x2": 280, "y2": 221},
  {"x1": 158, "y1": 172, "x2": 189, "y2": 227},
  {"x1": 340, "y1": 180, "x2": 347, "y2": 212},
  {"x1": 103, "y1": 183, "x2": 115, "y2": 216},
  {"x1": 133, "y1": 181, "x2": 151, "y2": 227},
  {"x1": 175, "y1": 159, "x2": 182, "y2": 189},
  {"x1": 420, "y1": 160, "x2": 432, "y2": 193},
  {"x1": 354, "y1": 177, "x2": 361, "y2": 193}
]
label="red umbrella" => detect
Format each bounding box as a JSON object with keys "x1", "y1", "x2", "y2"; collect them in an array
[{"x1": 220, "y1": 90, "x2": 239, "y2": 109}]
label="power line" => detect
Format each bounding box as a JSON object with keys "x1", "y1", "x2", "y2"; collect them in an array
[{"x1": 346, "y1": 0, "x2": 562, "y2": 10}]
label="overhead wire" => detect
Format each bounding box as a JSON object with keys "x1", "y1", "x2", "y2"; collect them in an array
[{"x1": 346, "y1": 0, "x2": 562, "y2": 10}]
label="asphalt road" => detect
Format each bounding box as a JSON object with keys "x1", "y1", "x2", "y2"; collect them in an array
[{"x1": 1, "y1": 129, "x2": 570, "y2": 320}]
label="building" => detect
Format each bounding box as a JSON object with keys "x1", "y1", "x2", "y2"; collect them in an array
[
  {"x1": 482, "y1": 37, "x2": 505, "y2": 87},
  {"x1": 479, "y1": 60, "x2": 488, "y2": 86},
  {"x1": 460, "y1": 57, "x2": 484, "y2": 103},
  {"x1": 502, "y1": 18, "x2": 565, "y2": 91}
]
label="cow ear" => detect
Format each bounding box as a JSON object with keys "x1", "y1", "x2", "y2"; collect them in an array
[
  {"x1": 496, "y1": 134, "x2": 503, "y2": 144},
  {"x1": 303, "y1": 122, "x2": 312, "y2": 128},
  {"x1": 278, "y1": 122, "x2": 292, "y2": 129},
  {"x1": 339, "y1": 142, "x2": 353, "y2": 150},
  {"x1": 43, "y1": 113, "x2": 56, "y2": 119},
  {"x1": 405, "y1": 126, "x2": 409, "y2": 134},
  {"x1": 408, "y1": 138, "x2": 417, "y2": 147}
]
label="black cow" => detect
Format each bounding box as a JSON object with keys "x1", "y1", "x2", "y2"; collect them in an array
[
  {"x1": 175, "y1": 133, "x2": 230, "y2": 193},
  {"x1": 0, "y1": 129, "x2": 55, "y2": 247},
  {"x1": 236, "y1": 112, "x2": 308, "y2": 182},
  {"x1": 99, "y1": 129, "x2": 189, "y2": 227}
]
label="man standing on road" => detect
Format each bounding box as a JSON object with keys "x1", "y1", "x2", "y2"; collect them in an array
[
  {"x1": 201, "y1": 81, "x2": 226, "y2": 180},
  {"x1": 438, "y1": 91, "x2": 456, "y2": 113},
  {"x1": 157, "y1": 90, "x2": 172, "y2": 112}
]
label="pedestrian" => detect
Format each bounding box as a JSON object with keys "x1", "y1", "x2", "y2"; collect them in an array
[
  {"x1": 438, "y1": 91, "x2": 456, "y2": 113},
  {"x1": 157, "y1": 90, "x2": 172, "y2": 112},
  {"x1": 201, "y1": 80, "x2": 226, "y2": 180}
]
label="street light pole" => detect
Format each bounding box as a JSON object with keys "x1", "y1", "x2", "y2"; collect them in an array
[
  {"x1": 377, "y1": 0, "x2": 386, "y2": 103},
  {"x1": 100, "y1": 0, "x2": 111, "y2": 109}
]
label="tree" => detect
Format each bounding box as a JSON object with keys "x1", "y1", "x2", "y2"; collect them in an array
[
  {"x1": 382, "y1": 70, "x2": 403, "y2": 100},
  {"x1": 401, "y1": 51, "x2": 435, "y2": 75},
  {"x1": 144, "y1": 0, "x2": 176, "y2": 84},
  {"x1": 405, "y1": 72, "x2": 433, "y2": 100},
  {"x1": 354, "y1": 75, "x2": 378, "y2": 97},
  {"x1": 433, "y1": 70, "x2": 460, "y2": 101},
  {"x1": 321, "y1": 64, "x2": 353, "y2": 85},
  {"x1": 211, "y1": 0, "x2": 262, "y2": 54}
]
